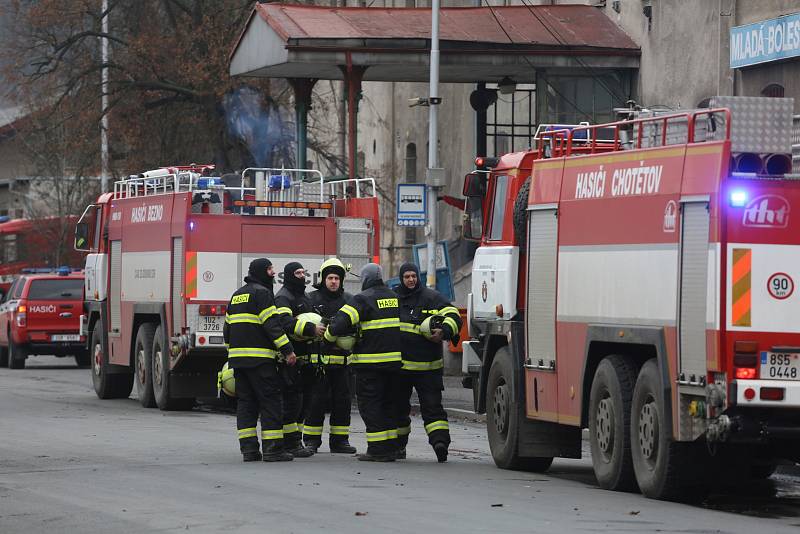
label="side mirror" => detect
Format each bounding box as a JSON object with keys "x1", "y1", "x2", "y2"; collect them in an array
[
  {"x1": 74, "y1": 222, "x2": 90, "y2": 251},
  {"x1": 462, "y1": 172, "x2": 486, "y2": 197}
]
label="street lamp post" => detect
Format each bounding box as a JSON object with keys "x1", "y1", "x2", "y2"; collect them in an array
[{"x1": 425, "y1": 0, "x2": 441, "y2": 288}]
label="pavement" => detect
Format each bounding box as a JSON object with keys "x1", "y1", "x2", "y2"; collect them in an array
[{"x1": 1, "y1": 357, "x2": 799, "y2": 533}]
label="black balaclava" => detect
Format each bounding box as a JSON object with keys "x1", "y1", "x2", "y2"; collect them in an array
[
  {"x1": 396, "y1": 262, "x2": 421, "y2": 296},
  {"x1": 283, "y1": 261, "x2": 307, "y2": 295},
  {"x1": 360, "y1": 263, "x2": 384, "y2": 291},
  {"x1": 246, "y1": 258, "x2": 274, "y2": 289},
  {"x1": 314, "y1": 263, "x2": 346, "y2": 296}
]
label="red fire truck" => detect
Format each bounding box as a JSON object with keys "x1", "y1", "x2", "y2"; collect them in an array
[
  {"x1": 461, "y1": 96, "x2": 800, "y2": 501},
  {"x1": 74, "y1": 165, "x2": 378, "y2": 410},
  {"x1": 0, "y1": 216, "x2": 83, "y2": 295}
]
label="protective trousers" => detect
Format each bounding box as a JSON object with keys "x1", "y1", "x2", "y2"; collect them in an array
[
  {"x1": 281, "y1": 365, "x2": 304, "y2": 446},
  {"x1": 234, "y1": 365, "x2": 284, "y2": 453},
  {"x1": 303, "y1": 365, "x2": 352, "y2": 447},
  {"x1": 395, "y1": 370, "x2": 450, "y2": 449},
  {"x1": 356, "y1": 368, "x2": 400, "y2": 455}
]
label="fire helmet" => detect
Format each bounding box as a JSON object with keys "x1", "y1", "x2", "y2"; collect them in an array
[
  {"x1": 419, "y1": 315, "x2": 445, "y2": 340},
  {"x1": 217, "y1": 362, "x2": 235, "y2": 397},
  {"x1": 291, "y1": 312, "x2": 323, "y2": 341}
]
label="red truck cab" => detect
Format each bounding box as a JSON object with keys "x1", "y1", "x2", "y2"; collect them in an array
[{"x1": 0, "y1": 269, "x2": 87, "y2": 369}]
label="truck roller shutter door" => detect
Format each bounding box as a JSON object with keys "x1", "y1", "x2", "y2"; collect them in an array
[
  {"x1": 172, "y1": 238, "x2": 183, "y2": 335},
  {"x1": 527, "y1": 207, "x2": 558, "y2": 369},
  {"x1": 336, "y1": 218, "x2": 373, "y2": 296},
  {"x1": 110, "y1": 240, "x2": 122, "y2": 333},
  {"x1": 678, "y1": 201, "x2": 710, "y2": 383}
]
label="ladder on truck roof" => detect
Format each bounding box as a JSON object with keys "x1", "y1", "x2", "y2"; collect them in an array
[{"x1": 112, "y1": 167, "x2": 377, "y2": 218}]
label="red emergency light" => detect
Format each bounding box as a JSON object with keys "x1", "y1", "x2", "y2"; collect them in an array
[{"x1": 199, "y1": 304, "x2": 226, "y2": 316}]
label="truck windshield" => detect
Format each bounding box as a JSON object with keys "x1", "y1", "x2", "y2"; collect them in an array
[{"x1": 28, "y1": 279, "x2": 83, "y2": 300}]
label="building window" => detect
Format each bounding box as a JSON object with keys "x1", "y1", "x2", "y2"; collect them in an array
[{"x1": 761, "y1": 84, "x2": 785, "y2": 98}]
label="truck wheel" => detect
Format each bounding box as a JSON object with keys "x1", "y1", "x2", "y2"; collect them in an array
[
  {"x1": 588, "y1": 355, "x2": 638, "y2": 492},
  {"x1": 630, "y1": 359, "x2": 707, "y2": 501},
  {"x1": 74, "y1": 350, "x2": 91, "y2": 368},
  {"x1": 134, "y1": 323, "x2": 157, "y2": 408},
  {"x1": 0, "y1": 345, "x2": 8, "y2": 367},
  {"x1": 152, "y1": 325, "x2": 194, "y2": 411},
  {"x1": 487, "y1": 346, "x2": 552, "y2": 471},
  {"x1": 513, "y1": 177, "x2": 531, "y2": 250},
  {"x1": 91, "y1": 321, "x2": 134, "y2": 399},
  {"x1": 8, "y1": 342, "x2": 27, "y2": 369}
]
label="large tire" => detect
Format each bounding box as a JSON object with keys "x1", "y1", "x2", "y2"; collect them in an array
[
  {"x1": 74, "y1": 350, "x2": 91, "y2": 368},
  {"x1": 134, "y1": 323, "x2": 158, "y2": 408},
  {"x1": 8, "y1": 341, "x2": 27, "y2": 369},
  {"x1": 91, "y1": 321, "x2": 134, "y2": 399},
  {"x1": 513, "y1": 177, "x2": 531, "y2": 250},
  {"x1": 487, "y1": 346, "x2": 553, "y2": 471},
  {"x1": 0, "y1": 345, "x2": 8, "y2": 367},
  {"x1": 152, "y1": 325, "x2": 194, "y2": 411},
  {"x1": 588, "y1": 355, "x2": 639, "y2": 492},
  {"x1": 630, "y1": 359, "x2": 708, "y2": 501}
]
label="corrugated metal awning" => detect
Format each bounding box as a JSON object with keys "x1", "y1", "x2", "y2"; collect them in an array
[{"x1": 230, "y1": 4, "x2": 639, "y2": 83}]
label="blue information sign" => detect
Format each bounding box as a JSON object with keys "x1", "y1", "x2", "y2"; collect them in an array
[
  {"x1": 730, "y1": 13, "x2": 800, "y2": 68},
  {"x1": 396, "y1": 183, "x2": 427, "y2": 227}
]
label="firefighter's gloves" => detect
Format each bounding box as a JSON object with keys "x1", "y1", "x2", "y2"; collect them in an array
[
  {"x1": 314, "y1": 323, "x2": 327, "y2": 338},
  {"x1": 429, "y1": 329, "x2": 444, "y2": 344}
]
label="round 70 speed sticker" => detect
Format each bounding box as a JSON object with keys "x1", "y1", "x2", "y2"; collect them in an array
[{"x1": 767, "y1": 272, "x2": 794, "y2": 300}]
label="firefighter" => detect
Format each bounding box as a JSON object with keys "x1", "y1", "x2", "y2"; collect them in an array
[
  {"x1": 394, "y1": 262, "x2": 462, "y2": 462},
  {"x1": 304, "y1": 258, "x2": 357, "y2": 454},
  {"x1": 324, "y1": 263, "x2": 402, "y2": 462},
  {"x1": 223, "y1": 258, "x2": 297, "y2": 462},
  {"x1": 274, "y1": 261, "x2": 322, "y2": 458}
]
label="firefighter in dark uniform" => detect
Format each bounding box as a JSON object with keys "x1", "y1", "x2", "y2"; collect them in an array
[
  {"x1": 274, "y1": 261, "x2": 321, "y2": 458},
  {"x1": 325, "y1": 263, "x2": 402, "y2": 462},
  {"x1": 223, "y1": 258, "x2": 296, "y2": 462},
  {"x1": 394, "y1": 262, "x2": 462, "y2": 462},
  {"x1": 304, "y1": 258, "x2": 357, "y2": 454}
]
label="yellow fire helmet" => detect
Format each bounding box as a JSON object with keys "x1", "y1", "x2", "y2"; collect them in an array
[
  {"x1": 419, "y1": 315, "x2": 445, "y2": 340},
  {"x1": 217, "y1": 362, "x2": 235, "y2": 398},
  {"x1": 291, "y1": 312, "x2": 323, "y2": 341},
  {"x1": 318, "y1": 257, "x2": 348, "y2": 278},
  {"x1": 335, "y1": 335, "x2": 357, "y2": 351}
]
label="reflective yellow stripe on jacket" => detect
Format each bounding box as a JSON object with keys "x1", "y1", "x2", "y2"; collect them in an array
[
  {"x1": 227, "y1": 347, "x2": 278, "y2": 359},
  {"x1": 225, "y1": 313, "x2": 261, "y2": 325},
  {"x1": 399, "y1": 322, "x2": 421, "y2": 334},
  {"x1": 401, "y1": 359, "x2": 444, "y2": 371},
  {"x1": 361, "y1": 317, "x2": 400, "y2": 331},
  {"x1": 310, "y1": 354, "x2": 348, "y2": 365},
  {"x1": 340, "y1": 304, "x2": 360, "y2": 325},
  {"x1": 349, "y1": 352, "x2": 402, "y2": 364}
]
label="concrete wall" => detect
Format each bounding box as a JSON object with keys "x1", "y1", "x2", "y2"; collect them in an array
[{"x1": 600, "y1": 0, "x2": 800, "y2": 112}]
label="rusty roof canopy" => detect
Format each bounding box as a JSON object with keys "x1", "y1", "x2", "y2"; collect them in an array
[{"x1": 229, "y1": 4, "x2": 640, "y2": 83}]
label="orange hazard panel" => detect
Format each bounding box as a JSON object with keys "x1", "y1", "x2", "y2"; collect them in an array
[
  {"x1": 732, "y1": 248, "x2": 751, "y2": 327},
  {"x1": 185, "y1": 251, "x2": 197, "y2": 298}
]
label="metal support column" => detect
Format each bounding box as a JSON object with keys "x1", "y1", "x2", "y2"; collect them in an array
[
  {"x1": 289, "y1": 78, "x2": 318, "y2": 169},
  {"x1": 340, "y1": 56, "x2": 366, "y2": 180}
]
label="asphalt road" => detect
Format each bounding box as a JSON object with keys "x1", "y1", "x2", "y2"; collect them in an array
[{"x1": 1, "y1": 356, "x2": 799, "y2": 534}]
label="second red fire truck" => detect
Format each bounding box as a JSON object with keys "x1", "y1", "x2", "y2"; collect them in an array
[
  {"x1": 75, "y1": 166, "x2": 378, "y2": 410},
  {"x1": 461, "y1": 96, "x2": 800, "y2": 501}
]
